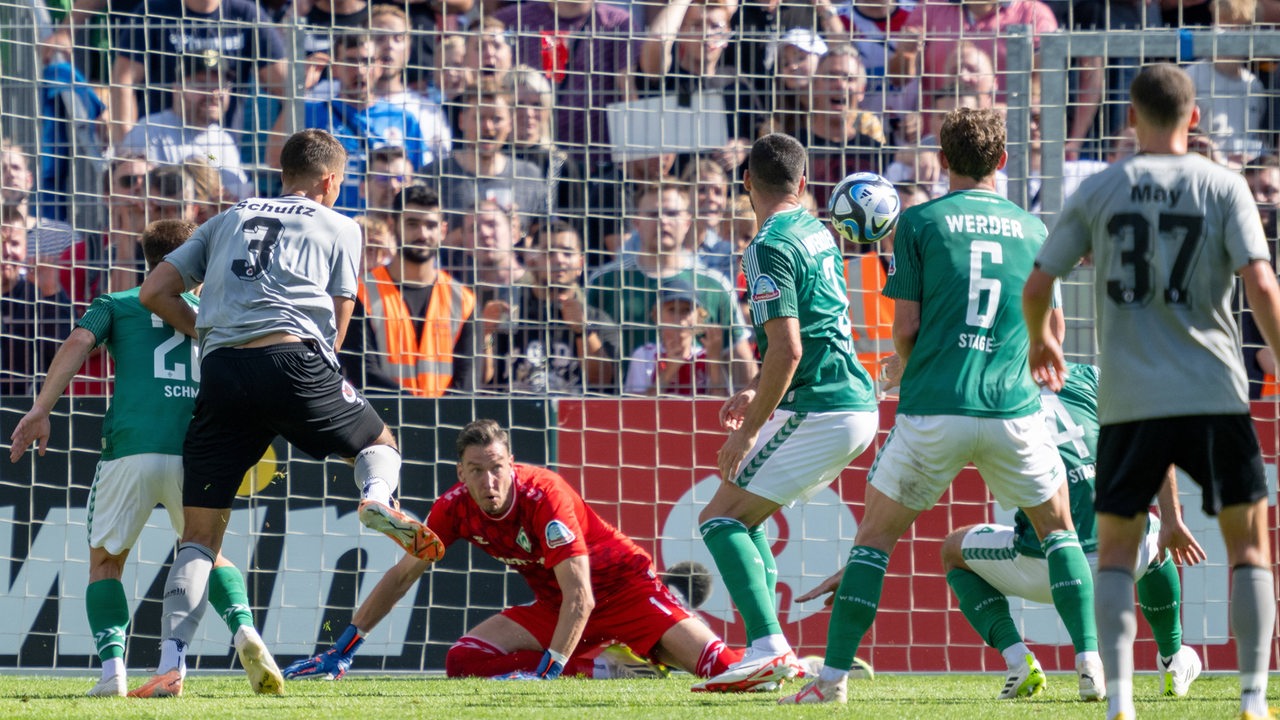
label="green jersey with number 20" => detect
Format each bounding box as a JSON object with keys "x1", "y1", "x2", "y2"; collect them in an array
[
  {"x1": 743, "y1": 205, "x2": 877, "y2": 412},
  {"x1": 75, "y1": 287, "x2": 201, "y2": 460},
  {"x1": 883, "y1": 189, "x2": 1047, "y2": 418}
]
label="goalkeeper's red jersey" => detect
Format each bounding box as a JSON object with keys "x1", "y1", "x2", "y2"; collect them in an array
[{"x1": 427, "y1": 463, "x2": 655, "y2": 605}]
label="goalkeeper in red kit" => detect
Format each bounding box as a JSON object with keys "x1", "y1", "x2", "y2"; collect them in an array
[{"x1": 283, "y1": 419, "x2": 743, "y2": 681}]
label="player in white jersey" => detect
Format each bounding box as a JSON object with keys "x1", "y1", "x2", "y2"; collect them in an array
[
  {"x1": 1025, "y1": 63, "x2": 1280, "y2": 720},
  {"x1": 132, "y1": 130, "x2": 444, "y2": 698}
]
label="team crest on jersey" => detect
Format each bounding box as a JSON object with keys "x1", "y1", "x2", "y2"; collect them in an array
[
  {"x1": 751, "y1": 274, "x2": 781, "y2": 302},
  {"x1": 544, "y1": 520, "x2": 576, "y2": 548},
  {"x1": 341, "y1": 380, "x2": 361, "y2": 405},
  {"x1": 516, "y1": 528, "x2": 532, "y2": 553}
]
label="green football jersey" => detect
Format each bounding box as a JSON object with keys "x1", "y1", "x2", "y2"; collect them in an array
[
  {"x1": 883, "y1": 189, "x2": 1046, "y2": 418},
  {"x1": 1013, "y1": 364, "x2": 1099, "y2": 558},
  {"x1": 586, "y1": 261, "x2": 749, "y2": 361},
  {"x1": 77, "y1": 288, "x2": 200, "y2": 460},
  {"x1": 742, "y1": 205, "x2": 876, "y2": 412}
]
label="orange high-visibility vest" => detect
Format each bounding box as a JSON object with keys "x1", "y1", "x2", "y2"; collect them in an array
[
  {"x1": 1263, "y1": 374, "x2": 1279, "y2": 397},
  {"x1": 357, "y1": 265, "x2": 475, "y2": 397},
  {"x1": 845, "y1": 254, "x2": 895, "y2": 380}
]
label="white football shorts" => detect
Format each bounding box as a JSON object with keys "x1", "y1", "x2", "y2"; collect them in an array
[
  {"x1": 86, "y1": 453, "x2": 184, "y2": 555},
  {"x1": 869, "y1": 413, "x2": 1066, "y2": 512},
  {"x1": 961, "y1": 515, "x2": 1162, "y2": 605},
  {"x1": 733, "y1": 409, "x2": 879, "y2": 506}
]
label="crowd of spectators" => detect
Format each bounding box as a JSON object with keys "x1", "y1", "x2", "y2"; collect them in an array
[{"x1": 4, "y1": 0, "x2": 1280, "y2": 400}]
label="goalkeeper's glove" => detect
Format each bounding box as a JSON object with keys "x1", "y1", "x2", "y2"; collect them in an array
[
  {"x1": 282, "y1": 624, "x2": 364, "y2": 680},
  {"x1": 493, "y1": 649, "x2": 567, "y2": 680}
]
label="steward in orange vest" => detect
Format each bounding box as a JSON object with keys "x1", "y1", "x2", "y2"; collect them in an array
[
  {"x1": 845, "y1": 252, "x2": 894, "y2": 380},
  {"x1": 340, "y1": 185, "x2": 477, "y2": 396}
]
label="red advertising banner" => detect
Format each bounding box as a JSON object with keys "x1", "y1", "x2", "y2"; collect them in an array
[{"x1": 556, "y1": 398, "x2": 1280, "y2": 674}]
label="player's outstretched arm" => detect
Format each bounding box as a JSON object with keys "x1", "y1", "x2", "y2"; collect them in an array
[
  {"x1": 139, "y1": 262, "x2": 197, "y2": 338},
  {"x1": 1022, "y1": 268, "x2": 1067, "y2": 391},
  {"x1": 541, "y1": 555, "x2": 594, "y2": 679},
  {"x1": 1156, "y1": 466, "x2": 1206, "y2": 567},
  {"x1": 9, "y1": 327, "x2": 97, "y2": 462},
  {"x1": 283, "y1": 552, "x2": 433, "y2": 680},
  {"x1": 718, "y1": 317, "x2": 799, "y2": 481}
]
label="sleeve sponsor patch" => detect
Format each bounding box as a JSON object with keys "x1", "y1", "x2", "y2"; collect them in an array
[
  {"x1": 750, "y1": 274, "x2": 781, "y2": 302},
  {"x1": 544, "y1": 519, "x2": 577, "y2": 548}
]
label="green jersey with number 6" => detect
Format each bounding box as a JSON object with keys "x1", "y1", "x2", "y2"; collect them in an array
[
  {"x1": 743, "y1": 205, "x2": 877, "y2": 412},
  {"x1": 1013, "y1": 363, "x2": 1100, "y2": 558},
  {"x1": 1036, "y1": 153, "x2": 1268, "y2": 425},
  {"x1": 75, "y1": 287, "x2": 201, "y2": 460},
  {"x1": 884, "y1": 189, "x2": 1047, "y2": 418}
]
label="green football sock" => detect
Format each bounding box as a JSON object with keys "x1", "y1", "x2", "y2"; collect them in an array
[
  {"x1": 86, "y1": 579, "x2": 129, "y2": 661},
  {"x1": 946, "y1": 568, "x2": 1024, "y2": 652},
  {"x1": 1043, "y1": 530, "x2": 1097, "y2": 653},
  {"x1": 824, "y1": 546, "x2": 889, "y2": 672},
  {"x1": 701, "y1": 517, "x2": 779, "y2": 643},
  {"x1": 208, "y1": 565, "x2": 255, "y2": 635},
  {"x1": 748, "y1": 525, "x2": 778, "y2": 603},
  {"x1": 1137, "y1": 555, "x2": 1183, "y2": 659}
]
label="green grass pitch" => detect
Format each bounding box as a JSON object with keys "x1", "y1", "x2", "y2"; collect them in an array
[{"x1": 0, "y1": 672, "x2": 1266, "y2": 719}]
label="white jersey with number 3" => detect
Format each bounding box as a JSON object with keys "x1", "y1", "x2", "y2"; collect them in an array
[{"x1": 163, "y1": 195, "x2": 363, "y2": 368}]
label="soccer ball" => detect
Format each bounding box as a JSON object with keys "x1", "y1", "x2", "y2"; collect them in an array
[{"x1": 827, "y1": 172, "x2": 901, "y2": 245}]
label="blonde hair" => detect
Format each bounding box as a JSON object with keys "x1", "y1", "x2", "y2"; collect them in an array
[{"x1": 504, "y1": 65, "x2": 556, "y2": 147}]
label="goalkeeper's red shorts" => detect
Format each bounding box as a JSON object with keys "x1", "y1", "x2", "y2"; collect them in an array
[{"x1": 502, "y1": 574, "x2": 693, "y2": 660}]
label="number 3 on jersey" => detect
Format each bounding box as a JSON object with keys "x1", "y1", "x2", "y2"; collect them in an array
[
  {"x1": 232, "y1": 216, "x2": 284, "y2": 281},
  {"x1": 1106, "y1": 212, "x2": 1204, "y2": 306}
]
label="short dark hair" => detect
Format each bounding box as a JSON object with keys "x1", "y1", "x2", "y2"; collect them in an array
[
  {"x1": 280, "y1": 129, "x2": 347, "y2": 185},
  {"x1": 369, "y1": 145, "x2": 408, "y2": 167},
  {"x1": 530, "y1": 219, "x2": 580, "y2": 247},
  {"x1": 393, "y1": 183, "x2": 440, "y2": 213},
  {"x1": 142, "y1": 219, "x2": 197, "y2": 271},
  {"x1": 456, "y1": 419, "x2": 511, "y2": 458},
  {"x1": 335, "y1": 32, "x2": 373, "y2": 53},
  {"x1": 1130, "y1": 63, "x2": 1196, "y2": 130},
  {"x1": 748, "y1": 133, "x2": 806, "y2": 195},
  {"x1": 939, "y1": 107, "x2": 1005, "y2": 181}
]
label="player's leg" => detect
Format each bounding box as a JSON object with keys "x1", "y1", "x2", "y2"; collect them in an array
[
  {"x1": 1131, "y1": 514, "x2": 1201, "y2": 698},
  {"x1": 699, "y1": 410, "x2": 876, "y2": 692},
  {"x1": 1095, "y1": 512, "x2": 1147, "y2": 720},
  {"x1": 269, "y1": 349, "x2": 441, "y2": 561},
  {"x1": 444, "y1": 605, "x2": 558, "y2": 678},
  {"x1": 941, "y1": 524, "x2": 1045, "y2": 699},
  {"x1": 1092, "y1": 419, "x2": 1172, "y2": 720},
  {"x1": 982, "y1": 414, "x2": 1100, "y2": 701},
  {"x1": 1218, "y1": 497, "x2": 1274, "y2": 719},
  {"x1": 83, "y1": 457, "x2": 148, "y2": 697}
]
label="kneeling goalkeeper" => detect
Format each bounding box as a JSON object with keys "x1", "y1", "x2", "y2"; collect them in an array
[{"x1": 284, "y1": 419, "x2": 742, "y2": 681}]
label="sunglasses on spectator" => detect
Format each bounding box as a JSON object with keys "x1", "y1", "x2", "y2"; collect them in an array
[
  {"x1": 372, "y1": 174, "x2": 408, "y2": 184},
  {"x1": 115, "y1": 174, "x2": 146, "y2": 189}
]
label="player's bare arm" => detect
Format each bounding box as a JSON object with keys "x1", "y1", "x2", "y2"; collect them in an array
[
  {"x1": 718, "y1": 372, "x2": 760, "y2": 430},
  {"x1": 1241, "y1": 259, "x2": 1280, "y2": 356},
  {"x1": 717, "y1": 316, "x2": 800, "y2": 482},
  {"x1": 1022, "y1": 268, "x2": 1066, "y2": 391},
  {"x1": 333, "y1": 296, "x2": 355, "y2": 352},
  {"x1": 548, "y1": 554, "x2": 594, "y2": 662},
  {"x1": 350, "y1": 551, "x2": 434, "y2": 634},
  {"x1": 891, "y1": 299, "x2": 920, "y2": 366},
  {"x1": 139, "y1": 262, "x2": 198, "y2": 338},
  {"x1": 9, "y1": 327, "x2": 97, "y2": 461},
  {"x1": 1155, "y1": 466, "x2": 1205, "y2": 567}
]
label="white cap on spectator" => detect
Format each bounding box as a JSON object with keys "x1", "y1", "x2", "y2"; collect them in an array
[{"x1": 779, "y1": 28, "x2": 829, "y2": 57}]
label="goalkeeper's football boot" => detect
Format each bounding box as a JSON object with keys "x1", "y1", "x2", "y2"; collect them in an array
[
  {"x1": 236, "y1": 629, "x2": 285, "y2": 695},
  {"x1": 358, "y1": 499, "x2": 445, "y2": 562},
  {"x1": 87, "y1": 673, "x2": 126, "y2": 697},
  {"x1": 690, "y1": 648, "x2": 801, "y2": 692},
  {"x1": 593, "y1": 644, "x2": 670, "y2": 679},
  {"x1": 1157, "y1": 646, "x2": 1201, "y2": 698},
  {"x1": 777, "y1": 676, "x2": 848, "y2": 705},
  {"x1": 1077, "y1": 653, "x2": 1106, "y2": 701},
  {"x1": 128, "y1": 669, "x2": 183, "y2": 698},
  {"x1": 998, "y1": 653, "x2": 1046, "y2": 699}
]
